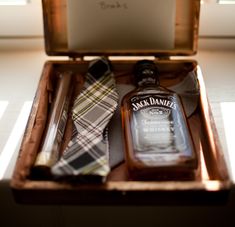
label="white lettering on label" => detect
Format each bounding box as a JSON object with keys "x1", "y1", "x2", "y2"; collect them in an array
[{"x1": 132, "y1": 97, "x2": 177, "y2": 111}]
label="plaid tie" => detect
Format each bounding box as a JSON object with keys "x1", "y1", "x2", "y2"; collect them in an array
[{"x1": 51, "y1": 57, "x2": 118, "y2": 181}]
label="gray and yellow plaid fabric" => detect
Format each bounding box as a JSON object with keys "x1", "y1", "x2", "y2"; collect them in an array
[{"x1": 51, "y1": 57, "x2": 118, "y2": 181}]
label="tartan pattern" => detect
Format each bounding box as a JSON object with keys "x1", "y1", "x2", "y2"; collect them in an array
[{"x1": 51, "y1": 58, "x2": 118, "y2": 179}]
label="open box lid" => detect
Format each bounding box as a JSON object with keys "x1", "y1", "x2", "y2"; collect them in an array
[{"x1": 42, "y1": 0, "x2": 200, "y2": 58}]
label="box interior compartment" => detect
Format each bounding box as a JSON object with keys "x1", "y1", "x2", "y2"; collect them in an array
[{"x1": 11, "y1": 60, "x2": 231, "y2": 204}]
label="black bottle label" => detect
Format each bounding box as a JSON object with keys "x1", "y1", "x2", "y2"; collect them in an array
[{"x1": 130, "y1": 94, "x2": 191, "y2": 157}]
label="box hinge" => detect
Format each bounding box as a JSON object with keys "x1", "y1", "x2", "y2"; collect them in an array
[
  {"x1": 154, "y1": 56, "x2": 171, "y2": 60},
  {"x1": 68, "y1": 56, "x2": 84, "y2": 62}
]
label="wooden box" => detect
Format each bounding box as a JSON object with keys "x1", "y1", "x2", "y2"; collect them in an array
[{"x1": 10, "y1": 0, "x2": 232, "y2": 205}]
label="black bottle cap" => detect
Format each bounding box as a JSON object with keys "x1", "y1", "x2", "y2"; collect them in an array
[{"x1": 133, "y1": 60, "x2": 159, "y2": 86}]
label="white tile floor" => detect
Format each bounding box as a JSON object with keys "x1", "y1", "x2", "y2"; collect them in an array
[{"x1": 0, "y1": 51, "x2": 48, "y2": 179}]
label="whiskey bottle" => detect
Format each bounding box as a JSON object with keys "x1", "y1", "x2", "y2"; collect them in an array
[{"x1": 121, "y1": 60, "x2": 197, "y2": 180}]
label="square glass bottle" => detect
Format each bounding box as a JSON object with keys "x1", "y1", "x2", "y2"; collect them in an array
[{"x1": 121, "y1": 60, "x2": 198, "y2": 180}]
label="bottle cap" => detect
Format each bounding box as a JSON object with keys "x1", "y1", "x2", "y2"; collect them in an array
[{"x1": 133, "y1": 60, "x2": 159, "y2": 86}]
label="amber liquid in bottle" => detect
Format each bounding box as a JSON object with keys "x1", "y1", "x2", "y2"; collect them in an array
[{"x1": 121, "y1": 60, "x2": 197, "y2": 180}]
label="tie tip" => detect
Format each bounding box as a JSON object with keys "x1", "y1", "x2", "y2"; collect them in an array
[{"x1": 88, "y1": 57, "x2": 112, "y2": 80}]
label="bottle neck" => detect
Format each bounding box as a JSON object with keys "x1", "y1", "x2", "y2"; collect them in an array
[
  {"x1": 137, "y1": 76, "x2": 159, "y2": 88},
  {"x1": 134, "y1": 60, "x2": 160, "y2": 88}
]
